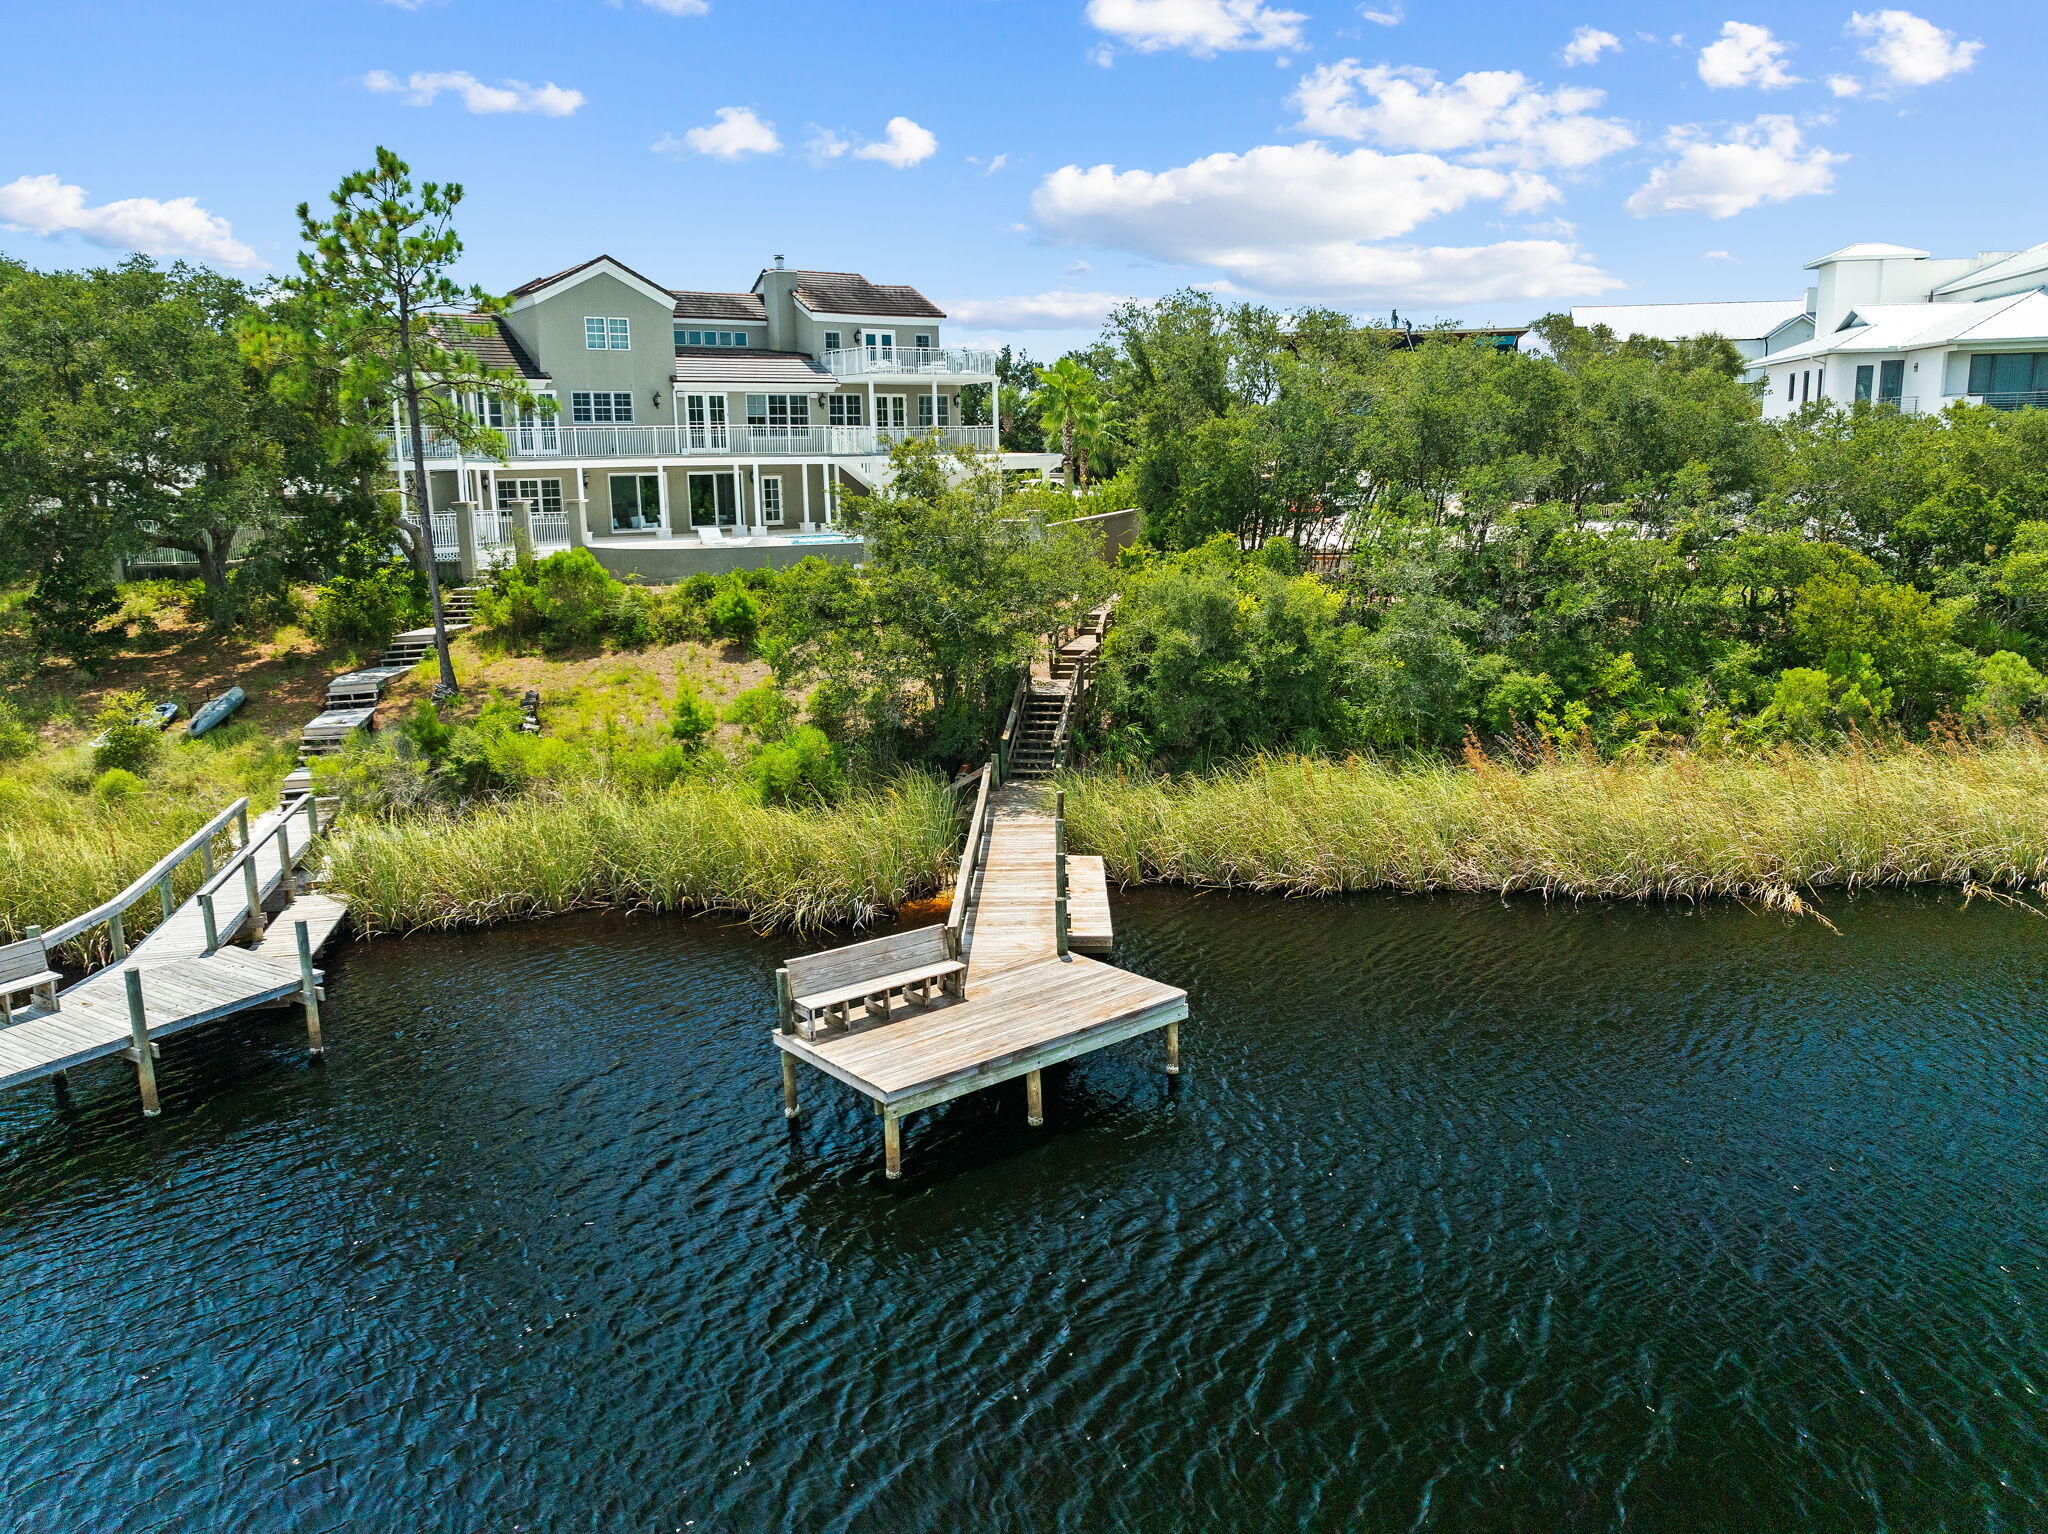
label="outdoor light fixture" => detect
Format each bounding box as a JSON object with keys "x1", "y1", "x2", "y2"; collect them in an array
[{"x1": 652, "y1": 390, "x2": 663, "y2": 407}]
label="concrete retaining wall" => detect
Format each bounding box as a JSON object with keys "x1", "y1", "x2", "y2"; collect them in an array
[{"x1": 587, "y1": 537, "x2": 865, "y2": 582}]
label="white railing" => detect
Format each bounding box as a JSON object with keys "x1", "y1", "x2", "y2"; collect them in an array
[
  {"x1": 823, "y1": 346, "x2": 998, "y2": 378},
  {"x1": 1945, "y1": 390, "x2": 2048, "y2": 412},
  {"x1": 530, "y1": 509, "x2": 570, "y2": 548},
  {"x1": 389, "y1": 424, "x2": 998, "y2": 463}
]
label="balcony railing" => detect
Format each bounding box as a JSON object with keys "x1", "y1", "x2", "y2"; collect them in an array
[
  {"x1": 388, "y1": 424, "x2": 998, "y2": 462},
  {"x1": 1947, "y1": 390, "x2": 2048, "y2": 413},
  {"x1": 822, "y1": 345, "x2": 998, "y2": 378}
]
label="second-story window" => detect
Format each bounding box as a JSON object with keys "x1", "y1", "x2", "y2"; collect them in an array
[
  {"x1": 570, "y1": 391, "x2": 634, "y2": 424},
  {"x1": 585, "y1": 316, "x2": 631, "y2": 350},
  {"x1": 468, "y1": 394, "x2": 505, "y2": 429},
  {"x1": 823, "y1": 330, "x2": 843, "y2": 352},
  {"x1": 746, "y1": 394, "x2": 812, "y2": 428},
  {"x1": 913, "y1": 334, "x2": 933, "y2": 351},
  {"x1": 675, "y1": 329, "x2": 753, "y2": 347},
  {"x1": 827, "y1": 395, "x2": 863, "y2": 426}
]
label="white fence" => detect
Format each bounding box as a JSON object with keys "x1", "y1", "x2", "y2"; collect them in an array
[{"x1": 389, "y1": 424, "x2": 998, "y2": 463}]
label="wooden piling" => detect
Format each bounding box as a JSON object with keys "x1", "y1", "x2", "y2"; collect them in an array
[
  {"x1": 882, "y1": 1111, "x2": 903, "y2": 1179},
  {"x1": 108, "y1": 909, "x2": 127, "y2": 963},
  {"x1": 1026, "y1": 1069, "x2": 1044, "y2": 1126},
  {"x1": 199, "y1": 892, "x2": 219, "y2": 952},
  {"x1": 157, "y1": 876, "x2": 175, "y2": 923},
  {"x1": 780, "y1": 1053, "x2": 800, "y2": 1119},
  {"x1": 1165, "y1": 1020, "x2": 1181, "y2": 1075},
  {"x1": 123, "y1": 970, "x2": 160, "y2": 1117},
  {"x1": 774, "y1": 968, "x2": 795, "y2": 1036},
  {"x1": 295, "y1": 920, "x2": 324, "y2": 1057},
  {"x1": 240, "y1": 856, "x2": 264, "y2": 940}
]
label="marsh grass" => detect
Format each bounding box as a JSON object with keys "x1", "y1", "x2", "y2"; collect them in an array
[
  {"x1": 1062, "y1": 736, "x2": 2048, "y2": 908},
  {"x1": 326, "y1": 774, "x2": 959, "y2": 936},
  {"x1": 0, "y1": 730, "x2": 293, "y2": 960}
]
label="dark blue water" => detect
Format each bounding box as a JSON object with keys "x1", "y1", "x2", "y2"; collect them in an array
[{"x1": 4, "y1": 891, "x2": 2048, "y2": 1532}]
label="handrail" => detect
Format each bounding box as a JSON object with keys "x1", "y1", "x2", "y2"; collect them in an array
[
  {"x1": 41, "y1": 797, "x2": 251, "y2": 949},
  {"x1": 1053, "y1": 787, "x2": 1069, "y2": 957},
  {"x1": 995, "y1": 670, "x2": 1029, "y2": 786},
  {"x1": 195, "y1": 795, "x2": 329, "y2": 953},
  {"x1": 943, "y1": 757, "x2": 997, "y2": 958}
]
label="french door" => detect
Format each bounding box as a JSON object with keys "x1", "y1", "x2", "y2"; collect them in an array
[
  {"x1": 684, "y1": 393, "x2": 728, "y2": 450},
  {"x1": 688, "y1": 471, "x2": 740, "y2": 528}
]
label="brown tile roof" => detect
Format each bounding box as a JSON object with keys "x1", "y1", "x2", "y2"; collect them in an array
[
  {"x1": 672, "y1": 348, "x2": 835, "y2": 386},
  {"x1": 781, "y1": 270, "x2": 945, "y2": 320},
  {"x1": 671, "y1": 290, "x2": 767, "y2": 321},
  {"x1": 505, "y1": 254, "x2": 669, "y2": 300},
  {"x1": 430, "y1": 314, "x2": 549, "y2": 379}
]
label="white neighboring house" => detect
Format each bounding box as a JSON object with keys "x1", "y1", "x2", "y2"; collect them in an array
[{"x1": 1751, "y1": 241, "x2": 2048, "y2": 419}]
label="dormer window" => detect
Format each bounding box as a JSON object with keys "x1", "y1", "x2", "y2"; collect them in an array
[
  {"x1": 675, "y1": 329, "x2": 753, "y2": 348},
  {"x1": 585, "y1": 317, "x2": 631, "y2": 350}
]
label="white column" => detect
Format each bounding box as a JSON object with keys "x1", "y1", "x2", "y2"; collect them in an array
[
  {"x1": 751, "y1": 462, "x2": 765, "y2": 538},
  {"x1": 867, "y1": 380, "x2": 876, "y2": 441},
  {"x1": 931, "y1": 377, "x2": 940, "y2": 435},
  {"x1": 655, "y1": 467, "x2": 672, "y2": 539},
  {"x1": 800, "y1": 462, "x2": 813, "y2": 530},
  {"x1": 993, "y1": 374, "x2": 1002, "y2": 454}
]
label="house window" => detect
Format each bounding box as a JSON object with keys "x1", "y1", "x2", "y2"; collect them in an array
[
  {"x1": 918, "y1": 394, "x2": 952, "y2": 427},
  {"x1": 571, "y1": 391, "x2": 634, "y2": 424},
  {"x1": 675, "y1": 329, "x2": 754, "y2": 348},
  {"x1": 1855, "y1": 364, "x2": 1874, "y2": 402},
  {"x1": 469, "y1": 394, "x2": 505, "y2": 429},
  {"x1": 827, "y1": 394, "x2": 864, "y2": 426},
  {"x1": 496, "y1": 478, "x2": 564, "y2": 515},
  {"x1": 874, "y1": 394, "x2": 908, "y2": 428},
  {"x1": 913, "y1": 333, "x2": 932, "y2": 350},
  {"x1": 1968, "y1": 352, "x2": 2048, "y2": 402},
  {"x1": 585, "y1": 316, "x2": 631, "y2": 350},
  {"x1": 608, "y1": 473, "x2": 661, "y2": 531},
  {"x1": 762, "y1": 475, "x2": 784, "y2": 525},
  {"x1": 1878, "y1": 360, "x2": 1904, "y2": 404},
  {"x1": 823, "y1": 330, "x2": 843, "y2": 352},
  {"x1": 746, "y1": 393, "x2": 812, "y2": 428},
  {"x1": 861, "y1": 330, "x2": 895, "y2": 358}
]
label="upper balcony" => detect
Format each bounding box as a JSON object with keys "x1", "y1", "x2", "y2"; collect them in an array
[
  {"x1": 823, "y1": 345, "x2": 998, "y2": 380},
  {"x1": 387, "y1": 423, "x2": 999, "y2": 463}
]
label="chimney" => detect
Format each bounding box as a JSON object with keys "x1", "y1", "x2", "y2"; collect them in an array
[
  {"x1": 759, "y1": 259, "x2": 800, "y2": 350},
  {"x1": 774, "y1": 253, "x2": 786, "y2": 270}
]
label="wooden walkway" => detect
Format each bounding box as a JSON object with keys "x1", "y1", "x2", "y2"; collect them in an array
[
  {"x1": 774, "y1": 781, "x2": 1185, "y2": 1177},
  {"x1": 1, "y1": 797, "x2": 348, "y2": 1111}
]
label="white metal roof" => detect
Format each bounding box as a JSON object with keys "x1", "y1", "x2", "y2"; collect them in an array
[
  {"x1": 1570, "y1": 298, "x2": 1809, "y2": 343},
  {"x1": 1756, "y1": 292, "x2": 2048, "y2": 364},
  {"x1": 1802, "y1": 242, "x2": 1931, "y2": 267},
  {"x1": 1933, "y1": 242, "x2": 2048, "y2": 297}
]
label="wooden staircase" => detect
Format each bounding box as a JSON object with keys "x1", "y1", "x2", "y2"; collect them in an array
[
  {"x1": 1002, "y1": 603, "x2": 1113, "y2": 784},
  {"x1": 301, "y1": 593, "x2": 479, "y2": 758}
]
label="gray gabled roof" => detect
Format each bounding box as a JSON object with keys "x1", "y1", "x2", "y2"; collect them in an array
[
  {"x1": 770, "y1": 269, "x2": 945, "y2": 319},
  {"x1": 430, "y1": 314, "x2": 549, "y2": 379},
  {"x1": 671, "y1": 290, "x2": 768, "y2": 322},
  {"x1": 507, "y1": 254, "x2": 669, "y2": 300},
  {"x1": 673, "y1": 348, "x2": 835, "y2": 386}
]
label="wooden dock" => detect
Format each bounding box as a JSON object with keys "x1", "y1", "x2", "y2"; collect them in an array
[
  {"x1": 774, "y1": 775, "x2": 1184, "y2": 1178},
  {"x1": 1, "y1": 795, "x2": 348, "y2": 1112}
]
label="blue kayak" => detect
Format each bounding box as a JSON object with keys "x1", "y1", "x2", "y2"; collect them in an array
[{"x1": 188, "y1": 687, "x2": 245, "y2": 737}]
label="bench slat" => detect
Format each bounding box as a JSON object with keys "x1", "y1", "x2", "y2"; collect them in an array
[
  {"x1": 786, "y1": 925, "x2": 951, "y2": 995},
  {"x1": 795, "y1": 959, "x2": 964, "y2": 1015},
  {"x1": 0, "y1": 939, "x2": 53, "y2": 989}
]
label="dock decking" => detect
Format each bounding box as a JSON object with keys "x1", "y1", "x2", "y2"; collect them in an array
[
  {"x1": 2, "y1": 797, "x2": 349, "y2": 1109},
  {"x1": 774, "y1": 780, "x2": 1183, "y2": 1177}
]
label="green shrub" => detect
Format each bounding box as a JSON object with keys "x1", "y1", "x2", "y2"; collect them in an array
[
  {"x1": 398, "y1": 700, "x2": 455, "y2": 760},
  {"x1": 309, "y1": 561, "x2": 427, "y2": 654},
  {"x1": 90, "y1": 691, "x2": 162, "y2": 776},
  {"x1": 746, "y1": 726, "x2": 844, "y2": 806},
  {"x1": 706, "y1": 580, "x2": 761, "y2": 646},
  {"x1": 669, "y1": 682, "x2": 717, "y2": 748},
  {"x1": 723, "y1": 683, "x2": 793, "y2": 740},
  {"x1": 476, "y1": 548, "x2": 628, "y2": 652},
  {"x1": 91, "y1": 767, "x2": 144, "y2": 799}
]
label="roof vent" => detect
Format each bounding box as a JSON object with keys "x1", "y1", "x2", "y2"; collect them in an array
[{"x1": 774, "y1": 254, "x2": 786, "y2": 270}]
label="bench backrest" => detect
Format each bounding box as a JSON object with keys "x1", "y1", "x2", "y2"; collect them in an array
[
  {"x1": 0, "y1": 937, "x2": 51, "y2": 987},
  {"x1": 786, "y1": 924, "x2": 951, "y2": 996}
]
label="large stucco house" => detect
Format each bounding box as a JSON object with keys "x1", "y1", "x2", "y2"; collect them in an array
[
  {"x1": 403, "y1": 255, "x2": 1056, "y2": 576},
  {"x1": 1532, "y1": 239, "x2": 2048, "y2": 423}
]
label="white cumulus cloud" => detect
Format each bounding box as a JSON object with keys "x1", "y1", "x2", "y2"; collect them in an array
[
  {"x1": 1697, "y1": 21, "x2": 1801, "y2": 89},
  {"x1": 944, "y1": 291, "x2": 1131, "y2": 329},
  {"x1": 1626, "y1": 116, "x2": 1844, "y2": 219},
  {"x1": 637, "y1": 0, "x2": 709, "y2": 12},
  {"x1": 1561, "y1": 26, "x2": 1621, "y2": 66},
  {"x1": 1360, "y1": 5, "x2": 1403, "y2": 24},
  {"x1": 1292, "y1": 62, "x2": 1634, "y2": 169},
  {"x1": 1030, "y1": 141, "x2": 1613, "y2": 305},
  {"x1": 362, "y1": 70, "x2": 584, "y2": 115},
  {"x1": 1085, "y1": 0, "x2": 1306, "y2": 56},
  {"x1": 808, "y1": 117, "x2": 939, "y2": 168},
  {"x1": 656, "y1": 106, "x2": 782, "y2": 161},
  {"x1": 0, "y1": 173, "x2": 260, "y2": 267},
  {"x1": 1847, "y1": 9, "x2": 1980, "y2": 88}
]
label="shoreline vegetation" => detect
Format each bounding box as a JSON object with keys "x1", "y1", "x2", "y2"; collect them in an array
[{"x1": 1064, "y1": 736, "x2": 2048, "y2": 912}]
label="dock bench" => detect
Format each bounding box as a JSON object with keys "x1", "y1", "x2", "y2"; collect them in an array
[
  {"x1": 0, "y1": 937, "x2": 61, "y2": 1024},
  {"x1": 781, "y1": 925, "x2": 964, "y2": 1039}
]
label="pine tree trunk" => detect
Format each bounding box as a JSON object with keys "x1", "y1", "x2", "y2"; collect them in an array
[{"x1": 397, "y1": 294, "x2": 460, "y2": 698}]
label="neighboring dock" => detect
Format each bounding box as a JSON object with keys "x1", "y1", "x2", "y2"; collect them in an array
[
  {"x1": 772, "y1": 604, "x2": 1183, "y2": 1178},
  {"x1": 0, "y1": 793, "x2": 347, "y2": 1114}
]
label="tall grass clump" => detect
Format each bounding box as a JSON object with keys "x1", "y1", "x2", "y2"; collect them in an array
[
  {"x1": 326, "y1": 773, "x2": 959, "y2": 936},
  {"x1": 1063, "y1": 735, "x2": 2048, "y2": 907},
  {"x1": 0, "y1": 730, "x2": 291, "y2": 960}
]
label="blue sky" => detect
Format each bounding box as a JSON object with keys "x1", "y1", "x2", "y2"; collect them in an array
[{"x1": 0, "y1": 1, "x2": 2031, "y2": 356}]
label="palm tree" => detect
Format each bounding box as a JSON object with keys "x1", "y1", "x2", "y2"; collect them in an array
[{"x1": 1035, "y1": 357, "x2": 1103, "y2": 487}]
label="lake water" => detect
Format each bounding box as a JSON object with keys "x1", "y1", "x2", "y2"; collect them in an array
[{"x1": 3, "y1": 890, "x2": 2047, "y2": 1532}]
